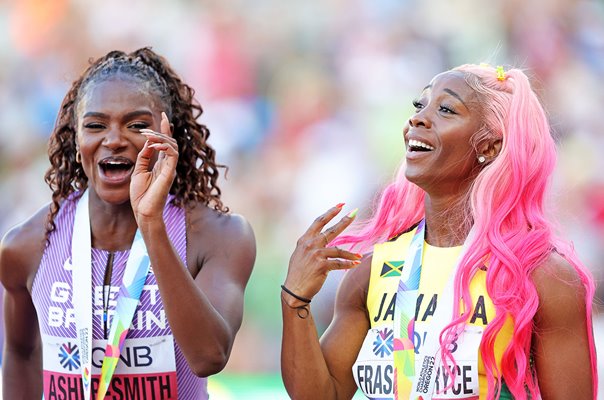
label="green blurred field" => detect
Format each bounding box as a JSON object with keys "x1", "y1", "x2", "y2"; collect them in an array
[
  {"x1": 209, "y1": 374, "x2": 367, "y2": 399},
  {"x1": 208, "y1": 374, "x2": 289, "y2": 399}
]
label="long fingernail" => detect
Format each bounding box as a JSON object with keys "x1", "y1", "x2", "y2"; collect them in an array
[
  {"x1": 347, "y1": 208, "x2": 358, "y2": 218},
  {"x1": 355, "y1": 253, "x2": 363, "y2": 259},
  {"x1": 140, "y1": 132, "x2": 160, "y2": 138},
  {"x1": 336, "y1": 203, "x2": 345, "y2": 209},
  {"x1": 352, "y1": 260, "x2": 361, "y2": 265}
]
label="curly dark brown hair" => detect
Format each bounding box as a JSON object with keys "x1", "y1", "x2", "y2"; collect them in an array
[{"x1": 44, "y1": 47, "x2": 228, "y2": 235}]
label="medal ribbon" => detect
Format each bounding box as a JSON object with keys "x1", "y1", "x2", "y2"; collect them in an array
[
  {"x1": 392, "y1": 220, "x2": 426, "y2": 399},
  {"x1": 72, "y1": 189, "x2": 152, "y2": 399},
  {"x1": 393, "y1": 220, "x2": 477, "y2": 399}
]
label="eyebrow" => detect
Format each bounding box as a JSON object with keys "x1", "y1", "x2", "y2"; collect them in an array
[
  {"x1": 421, "y1": 85, "x2": 469, "y2": 108},
  {"x1": 443, "y1": 88, "x2": 467, "y2": 108},
  {"x1": 82, "y1": 111, "x2": 107, "y2": 119},
  {"x1": 82, "y1": 110, "x2": 154, "y2": 120},
  {"x1": 123, "y1": 110, "x2": 154, "y2": 120}
]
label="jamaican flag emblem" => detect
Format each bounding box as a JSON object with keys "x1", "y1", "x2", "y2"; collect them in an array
[{"x1": 380, "y1": 261, "x2": 404, "y2": 277}]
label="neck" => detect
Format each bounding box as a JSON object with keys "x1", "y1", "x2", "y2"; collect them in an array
[
  {"x1": 88, "y1": 189, "x2": 138, "y2": 251},
  {"x1": 423, "y1": 191, "x2": 471, "y2": 248}
]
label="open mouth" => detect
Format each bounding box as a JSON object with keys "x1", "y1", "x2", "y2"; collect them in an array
[
  {"x1": 98, "y1": 156, "x2": 135, "y2": 182},
  {"x1": 408, "y1": 139, "x2": 435, "y2": 152}
]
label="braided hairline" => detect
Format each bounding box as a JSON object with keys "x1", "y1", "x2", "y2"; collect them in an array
[
  {"x1": 44, "y1": 47, "x2": 228, "y2": 238},
  {"x1": 76, "y1": 52, "x2": 172, "y2": 118}
]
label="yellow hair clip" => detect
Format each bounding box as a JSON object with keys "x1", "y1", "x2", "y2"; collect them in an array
[
  {"x1": 479, "y1": 62, "x2": 490, "y2": 68},
  {"x1": 496, "y1": 65, "x2": 506, "y2": 81}
]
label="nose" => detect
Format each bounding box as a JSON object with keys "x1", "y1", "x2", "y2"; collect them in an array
[
  {"x1": 408, "y1": 107, "x2": 431, "y2": 129},
  {"x1": 102, "y1": 124, "x2": 128, "y2": 150}
]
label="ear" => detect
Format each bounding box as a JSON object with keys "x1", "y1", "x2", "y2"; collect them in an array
[
  {"x1": 74, "y1": 138, "x2": 82, "y2": 163},
  {"x1": 477, "y1": 138, "x2": 502, "y2": 160}
]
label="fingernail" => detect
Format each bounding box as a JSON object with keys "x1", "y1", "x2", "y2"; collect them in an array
[
  {"x1": 141, "y1": 132, "x2": 160, "y2": 137},
  {"x1": 336, "y1": 203, "x2": 345, "y2": 209},
  {"x1": 347, "y1": 208, "x2": 358, "y2": 218},
  {"x1": 355, "y1": 253, "x2": 363, "y2": 259},
  {"x1": 352, "y1": 260, "x2": 361, "y2": 265}
]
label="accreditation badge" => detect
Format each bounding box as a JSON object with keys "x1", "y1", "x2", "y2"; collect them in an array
[
  {"x1": 41, "y1": 334, "x2": 178, "y2": 399},
  {"x1": 352, "y1": 327, "x2": 395, "y2": 399}
]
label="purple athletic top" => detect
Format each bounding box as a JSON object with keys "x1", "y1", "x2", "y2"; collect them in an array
[{"x1": 32, "y1": 193, "x2": 208, "y2": 400}]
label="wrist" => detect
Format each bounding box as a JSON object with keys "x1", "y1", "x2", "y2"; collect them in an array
[
  {"x1": 281, "y1": 284, "x2": 312, "y2": 308},
  {"x1": 281, "y1": 294, "x2": 311, "y2": 319},
  {"x1": 136, "y1": 216, "x2": 167, "y2": 234}
]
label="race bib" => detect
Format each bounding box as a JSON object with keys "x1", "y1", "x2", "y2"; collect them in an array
[
  {"x1": 353, "y1": 325, "x2": 482, "y2": 399},
  {"x1": 353, "y1": 327, "x2": 395, "y2": 399},
  {"x1": 413, "y1": 324, "x2": 482, "y2": 399},
  {"x1": 42, "y1": 334, "x2": 178, "y2": 400}
]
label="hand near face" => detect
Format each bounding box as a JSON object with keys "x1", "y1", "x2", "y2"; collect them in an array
[
  {"x1": 130, "y1": 112, "x2": 178, "y2": 225},
  {"x1": 283, "y1": 205, "x2": 362, "y2": 306}
]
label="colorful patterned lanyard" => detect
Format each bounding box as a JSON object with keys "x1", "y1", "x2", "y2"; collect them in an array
[
  {"x1": 392, "y1": 219, "x2": 426, "y2": 399},
  {"x1": 72, "y1": 189, "x2": 152, "y2": 399},
  {"x1": 392, "y1": 220, "x2": 476, "y2": 399}
]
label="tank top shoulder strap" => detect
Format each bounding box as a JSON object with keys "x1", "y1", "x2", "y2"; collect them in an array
[{"x1": 32, "y1": 193, "x2": 79, "y2": 297}]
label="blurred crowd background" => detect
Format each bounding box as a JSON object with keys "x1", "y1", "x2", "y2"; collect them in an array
[{"x1": 0, "y1": 0, "x2": 603, "y2": 398}]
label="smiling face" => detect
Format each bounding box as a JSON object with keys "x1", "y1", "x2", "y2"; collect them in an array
[
  {"x1": 75, "y1": 76, "x2": 165, "y2": 205},
  {"x1": 404, "y1": 71, "x2": 483, "y2": 195}
]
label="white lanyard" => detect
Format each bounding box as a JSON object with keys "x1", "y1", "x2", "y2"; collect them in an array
[
  {"x1": 72, "y1": 189, "x2": 152, "y2": 399},
  {"x1": 72, "y1": 189, "x2": 94, "y2": 399}
]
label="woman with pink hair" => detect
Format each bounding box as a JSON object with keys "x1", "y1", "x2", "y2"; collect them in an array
[{"x1": 281, "y1": 64, "x2": 597, "y2": 399}]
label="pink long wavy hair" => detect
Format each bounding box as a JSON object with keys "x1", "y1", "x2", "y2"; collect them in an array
[{"x1": 333, "y1": 64, "x2": 597, "y2": 399}]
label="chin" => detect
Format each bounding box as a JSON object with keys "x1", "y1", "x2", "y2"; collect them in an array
[
  {"x1": 91, "y1": 184, "x2": 132, "y2": 205},
  {"x1": 404, "y1": 168, "x2": 423, "y2": 186}
]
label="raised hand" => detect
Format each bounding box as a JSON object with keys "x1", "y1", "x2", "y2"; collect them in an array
[
  {"x1": 130, "y1": 112, "x2": 179, "y2": 225},
  {"x1": 283, "y1": 204, "x2": 363, "y2": 307}
]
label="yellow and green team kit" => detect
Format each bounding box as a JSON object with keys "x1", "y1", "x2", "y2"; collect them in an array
[{"x1": 353, "y1": 228, "x2": 515, "y2": 399}]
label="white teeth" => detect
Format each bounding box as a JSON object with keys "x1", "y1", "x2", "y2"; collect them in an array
[
  {"x1": 101, "y1": 160, "x2": 131, "y2": 165},
  {"x1": 408, "y1": 139, "x2": 434, "y2": 151}
]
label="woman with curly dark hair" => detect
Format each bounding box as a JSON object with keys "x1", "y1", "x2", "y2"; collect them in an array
[{"x1": 0, "y1": 48, "x2": 255, "y2": 399}]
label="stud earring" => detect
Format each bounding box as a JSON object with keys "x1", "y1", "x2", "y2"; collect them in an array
[{"x1": 477, "y1": 155, "x2": 486, "y2": 164}]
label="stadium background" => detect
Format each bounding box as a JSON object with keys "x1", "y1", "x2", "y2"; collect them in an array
[{"x1": 0, "y1": 0, "x2": 603, "y2": 398}]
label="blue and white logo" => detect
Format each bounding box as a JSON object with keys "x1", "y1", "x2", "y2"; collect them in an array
[
  {"x1": 372, "y1": 328, "x2": 394, "y2": 358},
  {"x1": 59, "y1": 342, "x2": 80, "y2": 371}
]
